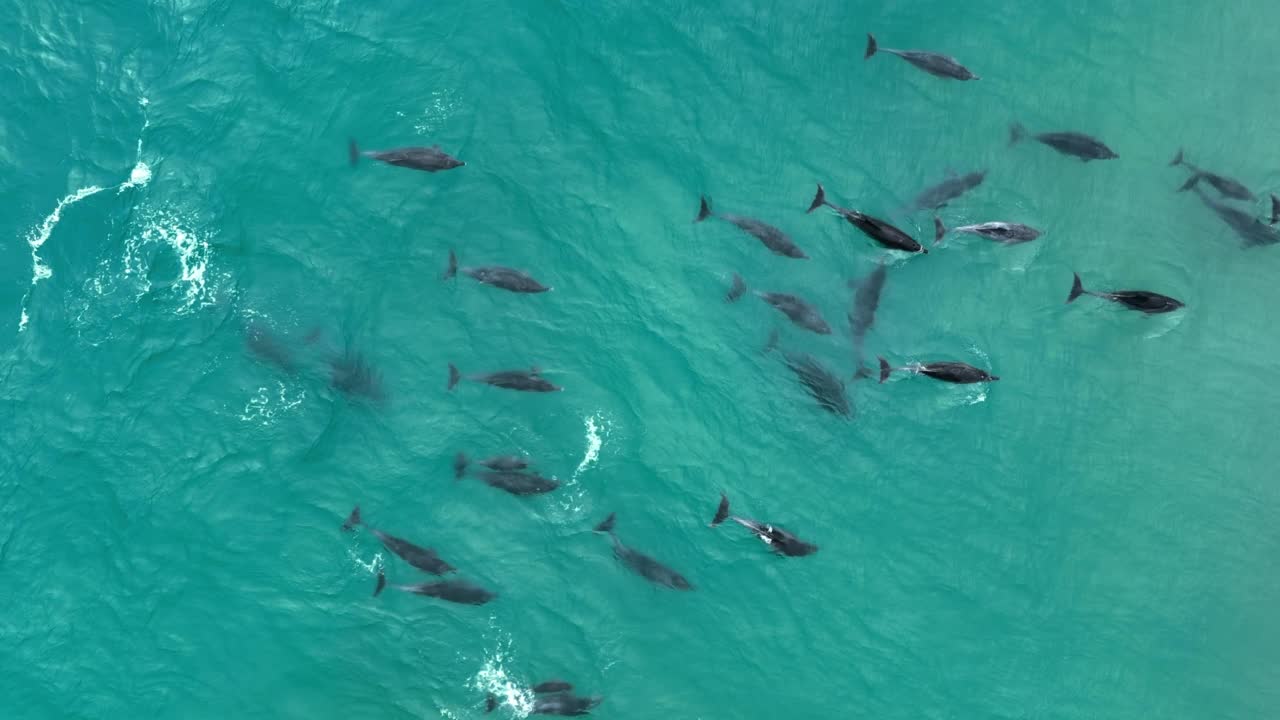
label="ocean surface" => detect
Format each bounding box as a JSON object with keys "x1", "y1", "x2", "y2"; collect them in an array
[{"x1": 3, "y1": 1, "x2": 1279, "y2": 718}]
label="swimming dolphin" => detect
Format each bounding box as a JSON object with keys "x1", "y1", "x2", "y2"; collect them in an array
[
  {"x1": 710, "y1": 494, "x2": 817, "y2": 557},
  {"x1": 374, "y1": 571, "x2": 495, "y2": 605},
  {"x1": 808, "y1": 184, "x2": 926, "y2": 254},
  {"x1": 1271, "y1": 194, "x2": 1280, "y2": 225},
  {"x1": 444, "y1": 249, "x2": 551, "y2": 293},
  {"x1": 349, "y1": 139, "x2": 464, "y2": 172},
  {"x1": 1170, "y1": 149, "x2": 1255, "y2": 202},
  {"x1": 763, "y1": 334, "x2": 852, "y2": 416},
  {"x1": 245, "y1": 323, "x2": 297, "y2": 373},
  {"x1": 911, "y1": 170, "x2": 987, "y2": 211},
  {"x1": 934, "y1": 217, "x2": 1041, "y2": 244},
  {"x1": 593, "y1": 513, "x2": 692, "y2": 590},
  {"x1": 1009, "y1": 123, "x2": 1118, "y2": 161},
  {"x1": 863, "y1": 33, "x2": 978, "y2": 80},
  {"x1": 448, "y1": 364, "x2": 562, "y2": 392},
  {"x1": 878, "y1": 357, "x2": 998, "y2": 384},
  {"x1": 694, "y1": 196, "x2": 808, "y2": 259},
  {"x1": 330, "y1": 352, "x2": 386, "y2": 403},
  {"x1": 726, "y1": 274, "x2": 832, "y2": 334},
  {"x1": 849, "y1": 262, "x2": 888, "y2": 378},
  {"x1": 1066, "y1": 273, "x2": 1184, "y2": 314},
  {"x1": 1192, "y1": 188, "x2": 1280, "y2": 247},
  {"x1": 486, "y1": 684, "x2": 603, "y2": 716},
  {"x1": 453, "y1": 453, "x2": 558, "y2": 495},
  {"x1": 342, "y1": 506, "x2": 456, "y2": 575}
]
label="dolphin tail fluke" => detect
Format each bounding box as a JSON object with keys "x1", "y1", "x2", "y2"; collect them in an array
[
  {"x1": 761, "y1": 327, "x2": 779, "y2": 355},
  {"x1": 342, "y1": 506, "x2": 362, "y2": 531},
  {"x1": 711, "y1": 494, "x2": 731, "y2": 527},
  {"x1": 444, "y1": 249, "x2": 458, "y2": 280},
  {"x1": 1270, "y1": 193, "x2": 1279, "y2": 225},
  {"x1": 806, "y1": 184, "x2": 827, "y2": 213},
  {"x1": 453, "y1": 452, "x2": 468, "y2": 479},
  {"x1": 1008, "y1": 122, "x2": 1027, "y2": 146},
  {"x1": 1169, "y1": 148, "x2": 1184, "y2": 167},
  {"x1": 348, "y1": 139, "x2": 360, "y2": 166},
  {"x1": 1177, "y1": 173, "x2": 1202, "y2": 193},
  {"x1": 726, "y1": 272, "x2": 747, "y2": 303},
  {"x1": 694, "y1": 195, "x2": 713, "y2": 223},
  {"x1": 374, "y1": 570, "x2": 387, "y2": 597},
  {"x1": 864, "y1": 33, "x2": 878, "y2": 59},
  {"x1": 448, "y1": 363, "x2": 461, "y2": 390},
  {"x1": 878, "y1": 357, "x2": 892, "y2": 383},
  {"x1": 933, "y1": 216, "x2": 946, "y2": 245},
  {"x1": 593, "y1": 512, "x2": 617, "y2": 533},
  {"x1": 1067, "y1": 272, "x2": 1086, "y2": 303},
  {"x1": 485, "y1": 695, "x2": 498, "y2": 714}
]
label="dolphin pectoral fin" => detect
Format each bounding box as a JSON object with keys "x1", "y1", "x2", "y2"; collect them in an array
[
  {"x1": 374, "y1": 571, "x2": 387, "y2": 597},
  {"x1": 711, "y1": 494, "x2": 730, "y2": 527},
  {"x1": 342, "y1": 505, "x2": 362, "y2": 531}
]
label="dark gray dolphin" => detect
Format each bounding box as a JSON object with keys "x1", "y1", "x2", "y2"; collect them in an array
[
  {"x1": 1170, "y1": 149, "x2": 1255, "y2": 202},
  {"x1": 349, "y1": 139, "x2": 463, "y2": 172},
  {"x1": 1009, "y1": 123, "x2": 1117, "y2": 161},
  {"x1": 449, "y1": 364, "x2": 562, "y2": 392},
  {"x1": 1270, "y1": 194, "x2": 1279, "y2": 225},
  {"x1": 878, "y1": 357, "x2": 998, "y2": 384},
  {"x1": 808, "y1": 184, "x2": 926, "y2": 254},
  {"x1": 864, "y1": 33, "x2": 978, "y2": 80},
  {"x1": 444, "y1": 249, "x2": 550, "y2": 293},
  {"x1": 486, "y1": 685, "x2": 603, "y2": 716},
  {"x1": 343, "y1": 507, "x2": 456, "y2": 575},
  {"x1": 374, "y1": 572, "x2": 496, "y2": 605},
  {"x1": 245, "y1": 323, "x2": 297, "y2": 373},
  {"x1": 849, "y1": 262, "x2": 888, "y2": 379},
  {"x1": 694, "y1": 196, "x2": 808, "y2": 259},
  {"x1": 1067, "y1": 273, "x2": 1184, "y2": 314},
  {"x1": 593, "y1": 513, "x2": 692, "y2": 590},
  {"x1": 764, "y1": 334, "x2": 851, "y2": 416},
  {"x1": 1192, "y1": 188, "x2": 1280, "y2": 247},
  {"x1": 710, "y1": 494, "x2": 817, "y2": 557},
  {"x1": 911, "y1": 170, "x2": 987, "y2": 211},
  {"x1": 453, "y1": 453, "x2": 558, "y2": 496},
  {"x1": 935, "y1": 217, "x2": 1041, "y2": 244},
  {"x1": 727, "y1": 274, "x2": 832, "y2": 334}
]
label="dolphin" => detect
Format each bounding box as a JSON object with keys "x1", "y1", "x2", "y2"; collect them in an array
[
  {"x1": 374, "y1": 571, "x2": 496, "y2": 605},
  {"x1": 1170, "y1": 149, "x2": 1255, "y2": 202},
  {"x1": 593, "y1": 513, "x2": 692, "y2": 590},
  {"x1": 342, "y1": 506, "x2": 456, "y2": 575},
  {"x1": 910, "y1": 170, "x2": 987, "y2": 211},
  {"x1": 1192, "y1": 188, "x2": 1280, "y2": 247},
  {"x1": 726, "y1": 274, "x2": 832, "y2": 334},
  {"x1": 444, "y1": 249, "x2": 550, "y2": 293},
  {"x1": 453, "y1": 453, "x2": 558, "y2": 496},
  {"x1": 486, "y1": 684, "x2": 603, "y2": 716},
  {"x1": 864, "y1": 33, "x2": 978, "y2": 80},
  {"x1": 245, "y1": 323, "x2": 297, "y2": 373},
  {"x1": 710, "y1": 494, "x2": 817, "y2": 557},
  {"x1": 878, "y1": 357, "x2": 998, "y2": 384},
  {"x1": 849, "y1": 262, "x2": 888, "y2": 378},
  {"x1": 934, "y1": 217, "x2": 1041, "y2": 244},
  {"x1": 1066, "y1": 272, "x2": 1184, "y2": 314},
  {"x1": 1009, "y1": 123, "x2": 1118, "y2": 161},
  {"x1": 808, "y1": 184, "x2": 926, "y2": 254},
  {"x1": 763, "y1": 334, "x2": 851, "y2": 416},
  {"x1": 349, "y1": 139, "x2": 463, "y2": 172},
  {"x1": 329, "y1": 352, "x2": 386, "y2": 403},
  {"x1": 694, "y1": 196, "x2": 808, "y2": 259},
  {"x1": 449, "y1": 364, "x2": 562, "y2": 392}
]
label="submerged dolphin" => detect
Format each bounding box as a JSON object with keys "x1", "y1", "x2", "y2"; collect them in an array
[
  {"x1": 849, "y1": 262, "x2": 888, "y2": 379},
  {"x1": 329, "y1": 352, "x2": 386, "y2": 403},
  {"x1": 245, "y1": 323, "x2": 297, "y2": 373},
  {"x1": 453, "y1": 453, "x2": 559, "y2": 496},
  {"x1": 593, "y1": 513, "x2": 692, "y2": 590},
  {"x1": 910, "y1": 170, "x2": 987, "y2": 211},
  {"x1": 448, "y1": 364, "x2": 562, "y2": 392},
  {"x1": 864, "y1": 33, "x2": 978, "y2": 80},
  {"x1": 349, "y1": 139, "x2": 464, "y2": 172},
  {"x1": 694, "y1": 196, "x2": 808, "y2": 259},
  {"x1": 1192, "y1": 188, "x2": 1280, "y2": 247},
  {"x1": 764, "y1": 332, "x2": 851, "y2": 417},
  {"x1": 444, "y1": 249, "x2": 551, "y2": 293},
  {"x1": 1170, "y1": 149, "x2": 1255, "y2": 202},
  {"x1": 342, "y1": 506, "x2": 456, "y2": 575},
  {"x1": 727, "y1": 274, "x2": 832, "y2": 334},
  {"x1": 374, "y1": 572, "x2": 496, "y2": 605},
  {"x1": 1066, "y1": 272, "x2": 1184, "y2": 314},
  {"x1": 808, "y1": 184, "x2": 926, "y2": 254},
  {"x1": 1009, "y1": 123, "x2": 1118, "y2": 161},
  {"x1": 710, "y1": 494, "x2": 817, "y2": 557},
  {"x1": 878, "y1": 357, "x2": 998, "y2": 384}
]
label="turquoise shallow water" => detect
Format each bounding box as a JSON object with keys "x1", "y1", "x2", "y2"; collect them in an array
[{"x1": 3, "y1": 1, "x2": 1280, "y2": 718}]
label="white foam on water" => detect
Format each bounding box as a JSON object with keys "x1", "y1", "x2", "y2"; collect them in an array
[
  {"x1": 18, "y1": 96, "x2": 152, "y2": 332},
  {"x1": 123, "y1": 204, "x2": 221, "y2": 312},
  {"x1": 468, "y1": 642, "x2": 534, "y2": 719},
  {"x1": 412, "y1": 90, "x2": 461, "y2": 135},
  {"x1": 239, "y1": 382, "x2": 306, "y2": 425},
  {"x1": 557, "y1": 413, "x2": 612, "y2": 514},
  {"x1": 346, "y1": 548, "x2": 384, "y2": 576},
  {"x1": 572, "y1": 414, "x2": 606, "y2": 480}
]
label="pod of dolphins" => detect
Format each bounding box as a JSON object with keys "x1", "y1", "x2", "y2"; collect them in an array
[{"x1": 234, "y1": 29, "x2": 1280, "y2": 716}]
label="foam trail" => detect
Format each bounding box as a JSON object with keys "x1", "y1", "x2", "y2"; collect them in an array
[
  {"x1": 469, "y1": 636, "x2": 534, "y2": 719},
  {"x1": 571, "y1": 414, "x2": 604, "y2": 481},
  {"x1": 18, "y1": 96, "x2": 152, "y2": 332}
]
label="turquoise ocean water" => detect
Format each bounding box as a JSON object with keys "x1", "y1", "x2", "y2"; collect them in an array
[{"x1": 3, "y1": 1, "x2": 1279, "y2": 718}]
